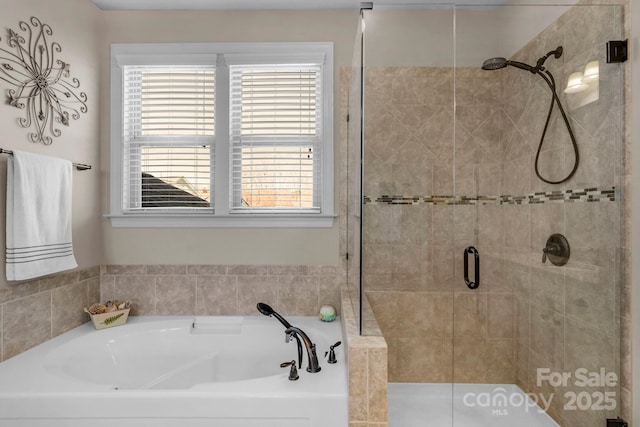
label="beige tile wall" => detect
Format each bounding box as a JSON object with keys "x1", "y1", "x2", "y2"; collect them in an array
[
  {"x1": 506, "y1": 5, "x2": 626, "y2": 426},
  {"x1": 356, "y1": 65, "x2": 517, "y2": 385},
  {"x1": 0, "y1": 266, "x2": 100, "y2": 361},
  {"x1": 100, "y1": 264, "x2": 341, "y2": 318},
  {"x1": 0, "y1": 263, "x2": 340, "y2": 359}
]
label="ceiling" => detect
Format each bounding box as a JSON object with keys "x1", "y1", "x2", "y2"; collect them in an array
[{"x1": 91, "y1": 0, "x2": 516, "y2": 10}]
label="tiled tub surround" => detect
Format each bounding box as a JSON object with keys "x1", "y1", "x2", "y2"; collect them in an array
[
  {"x1": 357, "y1": 4, "x2": 626, "y2": 427},
  {"x1": 0, "y1": 266, "x2": 101, "y2": 361},
  {"x1": 2, "y1": 263, "x2": 356, "y2": 424},
  {"x1": 341, "y1": 284, "x2": 388, "y2": 427},
  {"x1": 100, "y1": 264, "x2": 341, "y2": 317},
  {"x1": 0, "y1": 264, "x2": 339, "y2": 360}
]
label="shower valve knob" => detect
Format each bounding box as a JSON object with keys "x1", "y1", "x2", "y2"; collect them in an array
[
  {"x1": 542, "y1": 234, "x2": 570, "y2": 266},
  {"x1": 542, "y1": 245, "x2": 558, "y2": 263}
]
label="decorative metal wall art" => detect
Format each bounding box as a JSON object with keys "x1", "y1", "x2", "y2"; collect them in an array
[{"x1": 0, "y1": 16, "x2": 87, "y2": 145}]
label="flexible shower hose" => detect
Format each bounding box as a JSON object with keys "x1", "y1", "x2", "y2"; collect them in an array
[{"x1": 533, "y1": 70, "x2": 580, "y2": 185}]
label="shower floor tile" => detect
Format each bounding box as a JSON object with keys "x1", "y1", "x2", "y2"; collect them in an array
[{"x1": 389, "y1": 383, "x2": 560, "y2": 427}]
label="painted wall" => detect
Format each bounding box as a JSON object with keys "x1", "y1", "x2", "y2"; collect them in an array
[
  {"x1": 362, "y1": 6, "x2": 572, "y2": 68},
  {"x1": 0, "y1": 0, "x2": 103, "y2": 284},
  {"x1": 98, "y1": 9, "x2": 359, "y2": 266},
  {"x1": 0, "y1": 0, "x2": 102, "y2": 361},
  {"x1": 497, "y1": 4, "x2": 572, "y2": 58}
]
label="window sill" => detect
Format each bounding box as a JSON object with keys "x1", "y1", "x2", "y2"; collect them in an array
[{"x1": 106, "y1": 213, "x2": 336, "y2": 228}]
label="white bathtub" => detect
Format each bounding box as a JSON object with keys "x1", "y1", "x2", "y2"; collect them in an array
[{"x1": 0, "y1": 316, "x2": 347, "y2": 427}]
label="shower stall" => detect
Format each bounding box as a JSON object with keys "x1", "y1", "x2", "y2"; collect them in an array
[{"x1": 344, "y1": 2, "x2": 626, "y2": 426}]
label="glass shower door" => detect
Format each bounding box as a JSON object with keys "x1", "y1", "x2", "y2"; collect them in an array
[
  {"x1": 452, "y1": 3, "x2": 625, "y2": 427},
  {"x1": 356, "y1": 3, "x2": 625, "y2": 427},
  {"x1": 359, "y1": 5, "x2": 458, "y2": 425}
]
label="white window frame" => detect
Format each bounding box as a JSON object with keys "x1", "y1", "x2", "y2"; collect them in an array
[{"x1": 109, "y1": 42, "x2": 334, "y2": 228}]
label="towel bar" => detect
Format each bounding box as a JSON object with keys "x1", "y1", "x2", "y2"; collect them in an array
[{"x1": 0, "y1": 148, "x2": 91, "y2": 170}]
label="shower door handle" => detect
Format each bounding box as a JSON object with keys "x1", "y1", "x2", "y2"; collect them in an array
[{"x1": 464, "y1": 246, "x2": 480, "y2": 290}]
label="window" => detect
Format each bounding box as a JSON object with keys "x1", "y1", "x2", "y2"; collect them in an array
[
  {"x1": 229, "y1": 63, "x2": 322, "y2": 213},
  {"x1": 123, "y1": 66, "x2": 215, "y2": 211},
  {"x1": 110, "y1": 43, "x2": 334, "y2": 227}
]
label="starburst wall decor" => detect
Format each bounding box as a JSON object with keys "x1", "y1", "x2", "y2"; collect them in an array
[{"x1": 0, "y1": 16, "x2": 87, "y2": 145}]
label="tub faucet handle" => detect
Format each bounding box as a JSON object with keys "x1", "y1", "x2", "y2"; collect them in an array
[
  {"x1": 280, "y1": 360, "x2": 299, "y2": 381},
  {"x1": 325, "y1": 341, "x2": 342, "y2": 364}
]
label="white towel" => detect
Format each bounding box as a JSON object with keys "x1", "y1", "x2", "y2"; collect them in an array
[{"x1": 6, "y1": 150, "x2": 77, "y2": 281}]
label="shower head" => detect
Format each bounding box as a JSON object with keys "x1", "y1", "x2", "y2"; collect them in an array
[
  {"x1": 482, "y1": 46, "x2": 563, "y2": 74},
  {"x1": 481, "y1": 57, "x2": 508, "y2": 70},
  {"x1": 481, "y1": 57, "x2": 536, "y2": 73},
  {"x1": 256, "y1": 302, "x2": 292, "y2": 329},
  {"x1": 256, "y1": 302, "x2": 274, "y2": 316}
]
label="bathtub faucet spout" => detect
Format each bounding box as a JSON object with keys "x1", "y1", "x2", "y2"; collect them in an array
[{"x1": 285, "y1": 327, "x2": 322, "y2": 373}]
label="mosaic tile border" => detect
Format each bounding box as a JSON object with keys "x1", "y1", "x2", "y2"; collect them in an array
[{"x1": 364, "y1": 187, "x2": 617, "y2": 206}]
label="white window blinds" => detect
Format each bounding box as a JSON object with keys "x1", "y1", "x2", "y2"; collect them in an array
[
  {"x1": 229, "y1": 63, "x2": 322, "y2": 213},
  {"x1": 122, "y1": 65, "x2": 215, "y2": 210}
]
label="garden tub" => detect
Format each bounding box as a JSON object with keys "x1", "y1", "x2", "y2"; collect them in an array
[{"x1": 0, "y1": 315, "x2": 347, "y2": 427}]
